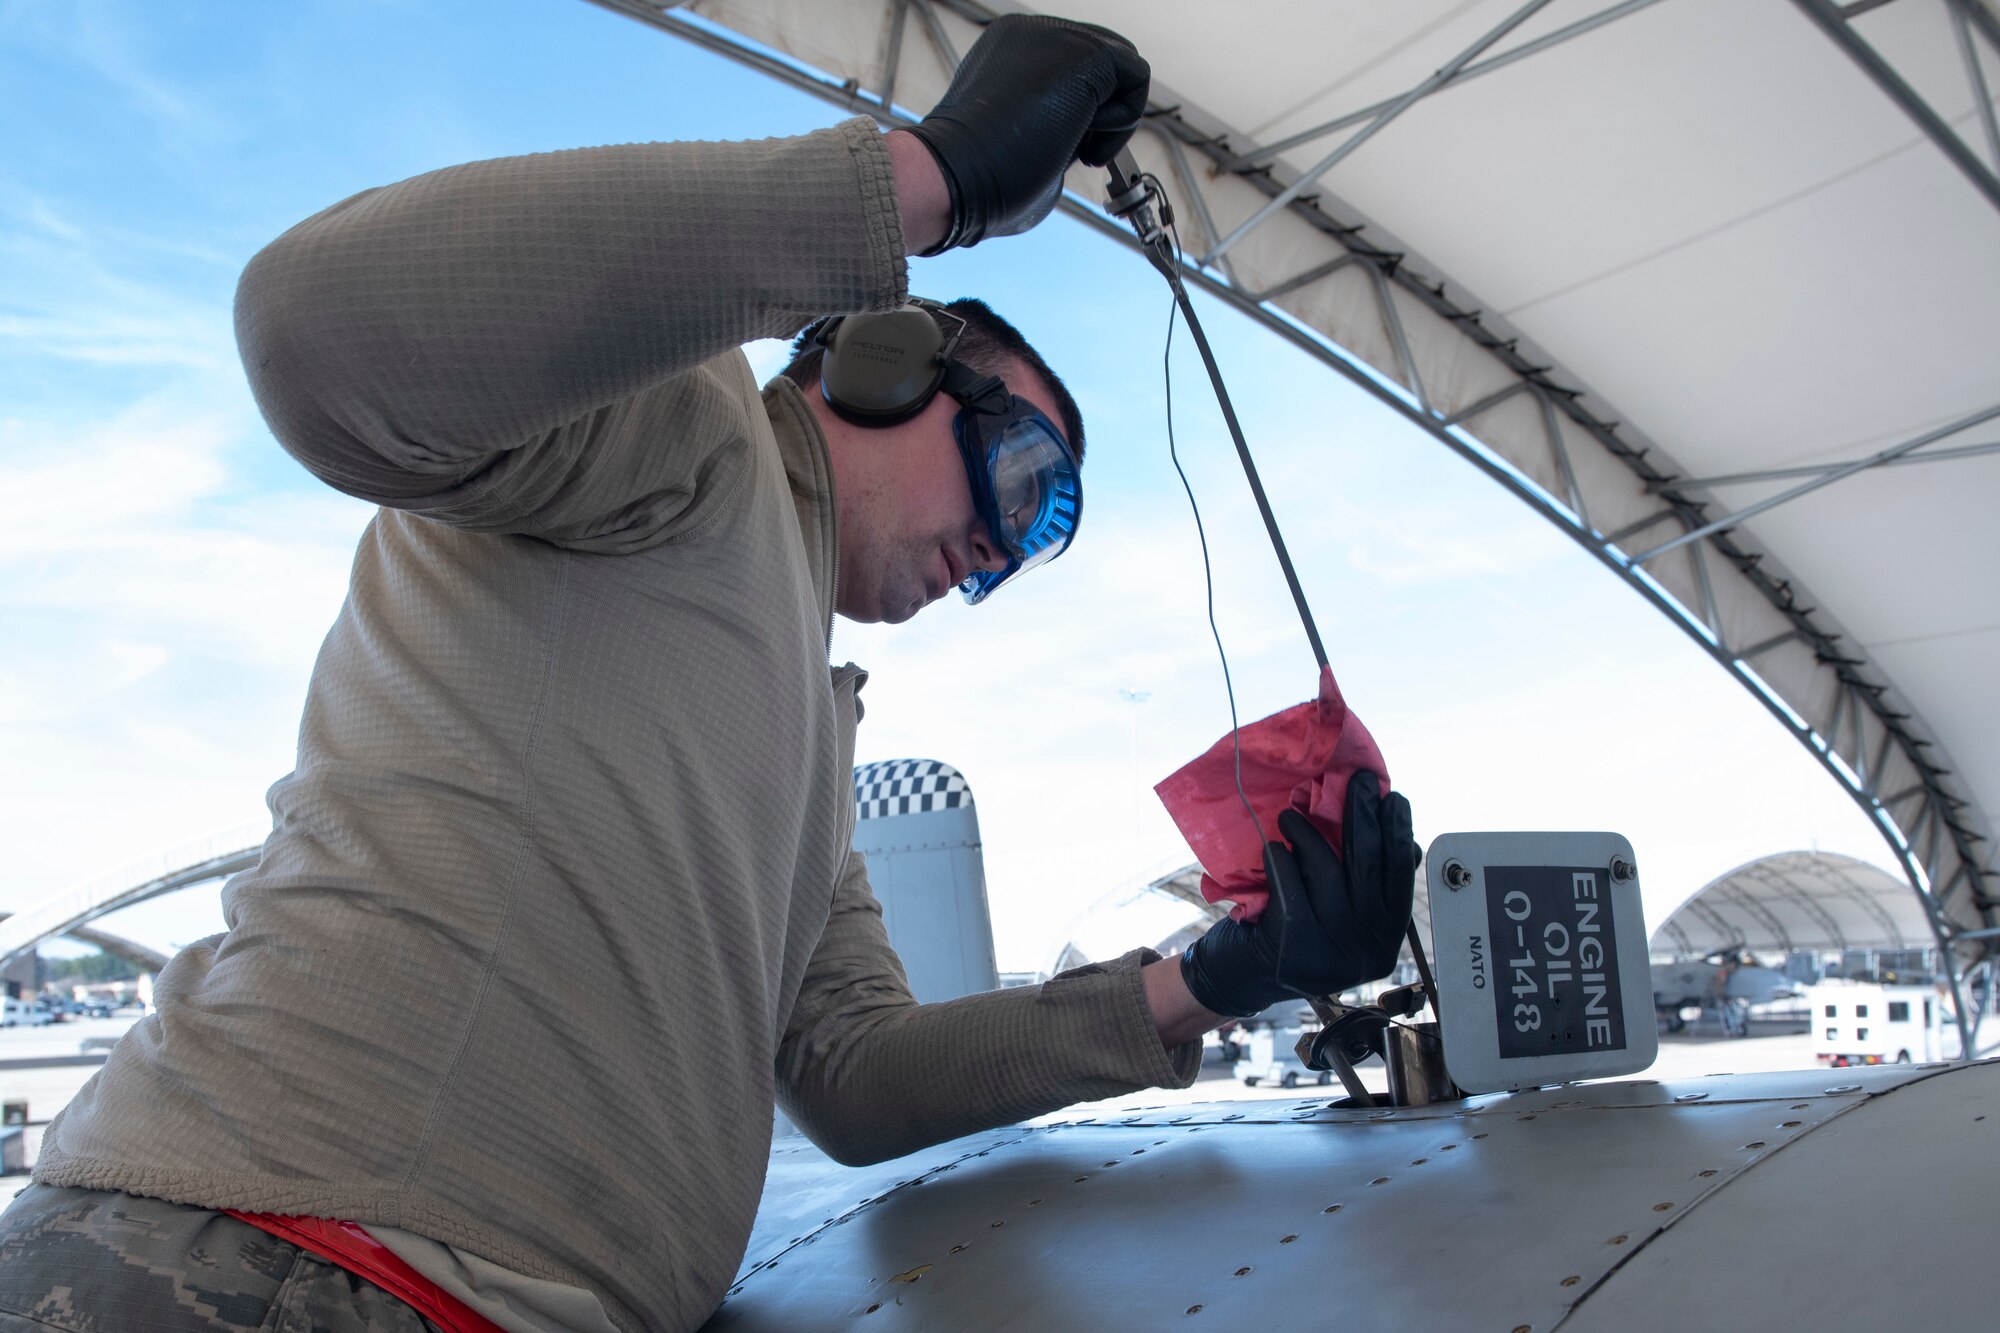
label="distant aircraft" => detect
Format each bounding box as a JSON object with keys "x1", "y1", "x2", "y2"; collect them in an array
[{"x1": 1650, "y1": 949, "x2": 1793, "y2": 1036}]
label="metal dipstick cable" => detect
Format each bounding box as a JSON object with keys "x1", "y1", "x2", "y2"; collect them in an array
[
  {"x1": 1105, "y1": 150, "x2": 1440, "y2": 1048},
  {"x1": 1107, "y1": 151, "x2": 1328, "y2": 674}
]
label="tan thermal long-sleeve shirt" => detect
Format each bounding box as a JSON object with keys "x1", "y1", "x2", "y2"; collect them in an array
[{"x1": 34, "y1": 119, "x2": 1198, "y2": 1332}]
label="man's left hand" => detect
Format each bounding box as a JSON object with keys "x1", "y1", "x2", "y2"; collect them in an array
[{"x1": 1177, "y1": 772, "x2": 1419, "y2": 1019}]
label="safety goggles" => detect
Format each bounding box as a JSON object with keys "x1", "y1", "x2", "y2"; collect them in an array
[{"x1": 952, "y1": 396, "x2": 1083, "y2": 605}]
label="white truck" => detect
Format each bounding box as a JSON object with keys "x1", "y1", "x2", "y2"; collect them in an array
[
  {"x1": 1231, "y1": 1003, "x2": 1338, "y2": 1089},
  {"x1": 1, "y1": 997, "x2": 52, "y2": 1028},
  {"x1": 1808, "y1": 979, "x2": 1956, "y2": 1066}
]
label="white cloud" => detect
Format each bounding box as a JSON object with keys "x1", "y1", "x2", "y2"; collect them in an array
[
  {"x1": 0, "y1": 251, "x2": 367, "y2": 912},
  {"x1": 0, "y1": 379, "x2": 368, "y2": 669},
  {"x1": 100, "y1": 638, "x2": 171, "y2": 691},
  {"x1": 0, "y1": 394, "x2": 236, "y2": 539},
  {"x1": 0, "y1": 196, "x2": 238, "y2": 373}
]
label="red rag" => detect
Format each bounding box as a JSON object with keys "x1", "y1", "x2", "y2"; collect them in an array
[{"x1": 1154, "y1": 666, "x2": 1388, "y2": 923}]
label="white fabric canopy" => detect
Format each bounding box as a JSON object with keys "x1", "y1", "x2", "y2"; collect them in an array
[
  {"x1": 1651, "y1": 850, "x2": 1940, "y2": 954},
  {"x1": 598, "y1": 0, "x2": 2000, "y2": 954}
]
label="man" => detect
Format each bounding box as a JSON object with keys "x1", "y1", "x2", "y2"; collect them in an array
[{"x1": 0, "y1": 16, "x2": 1414, "y2": 1333}]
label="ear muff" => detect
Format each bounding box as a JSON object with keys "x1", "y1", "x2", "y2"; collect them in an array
[{"x1": 813, "y1": 302, "x2": 954, "y2": 425}]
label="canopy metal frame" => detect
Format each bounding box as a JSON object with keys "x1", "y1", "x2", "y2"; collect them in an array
[
  {"x1": 584, "y1": 0, "x2": 1997, "y2": 1055},
  {"x1": 0, "y1": 847, "x2": 259, "y2": 970},
  {"x1": 1792, "y1": 0, "x2": 2000, "y2": 216},
  {"x1": 0, "y1": 913, "x2": 169, "y2": 976}
]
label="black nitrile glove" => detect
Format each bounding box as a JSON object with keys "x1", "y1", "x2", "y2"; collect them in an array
[
  {"x1": 905, "y1": 14, "x2": 1150, "y2": 253},
  {"x1": 1180, "y1": 771, "x2": 1419, "y2": 1019}
]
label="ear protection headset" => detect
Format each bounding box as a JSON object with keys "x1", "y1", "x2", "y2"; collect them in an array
[{"x1": 806, "y1": 298, "x2": 1010, "y2": 425}]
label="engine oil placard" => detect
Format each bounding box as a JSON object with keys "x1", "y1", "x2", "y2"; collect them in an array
[{"x1": 1485, "y1": 865, "x2": 1626, "y2": 1058}]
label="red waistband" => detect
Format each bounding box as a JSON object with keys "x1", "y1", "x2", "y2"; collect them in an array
[{"x1": 225, "y1": 1210, "x2": 510, "y2": 1333}]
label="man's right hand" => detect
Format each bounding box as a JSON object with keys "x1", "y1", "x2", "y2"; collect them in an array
[{"x1": 904, "y1": 14, "x2": 1150, "y2": 254}]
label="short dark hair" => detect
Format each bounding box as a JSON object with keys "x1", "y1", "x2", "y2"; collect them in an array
[{"x1": 782, "y1": 298, "x2": 1086, "y2": 462}]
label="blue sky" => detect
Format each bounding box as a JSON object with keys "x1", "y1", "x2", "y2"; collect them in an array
[{"x1": 0, "y1": 0, "x2": 1891, "y2": 969}]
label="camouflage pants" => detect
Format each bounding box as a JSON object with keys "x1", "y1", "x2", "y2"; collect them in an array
[{"x1": 0, "y1": 1186, "x2": 442, "y2": 1332}]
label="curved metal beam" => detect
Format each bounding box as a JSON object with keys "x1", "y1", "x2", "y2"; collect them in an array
[
  {"x1": 1658, "y1": 917, "x2": 1694, "y2": 956},
  {"x1": 1649, "y1": 439, "x2": 2000, "y2": 492},
  {"x1": 1758, "y1": 869, "x2": 1854, "y2": 952},
  {"x1": 1790, "y1": 0, "x2": 2000, "y2": 215},
  {"x1": 1682, "y1": 895, "x2": 1742, "y2": 949},
  {"x1": 0, "y1": 847, "x2": 259, "y2": 969},
  {"x1": 1218, "y1": 0, "x2": 1671, "y2": 172},
  {"x1": 0, "y1": 914, "x2": 170, "y2": 975},
  {"x1": 1631, "y1": 403, "x2": 2000, "y2": 566},
  {"x1": 1711, "y1": 880, "x2": 1798, "y2": 953},
  {"x1": 1202, "y1": 0, "x2": 1555, "y2": 264},
  {"x1": 1821, "y1": 862, "x2": 1909, "y2": 949}
]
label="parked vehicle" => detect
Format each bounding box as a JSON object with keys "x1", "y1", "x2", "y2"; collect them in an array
[
  {"x1": 1808, "y1": 979, "x2": 1957, "y2": 1065},
  {"x1": 2, "y1": 998, "x2": 52, "y2": 1028}
]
